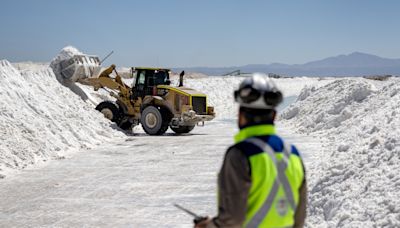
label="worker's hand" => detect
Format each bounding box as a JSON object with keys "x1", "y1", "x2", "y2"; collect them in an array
[{"x1": 194, "y1": 217, "x2": 212, "y2": 228}]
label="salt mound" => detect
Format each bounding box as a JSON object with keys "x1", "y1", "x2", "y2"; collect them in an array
[
  {"x1": 282, "y1": 79, "x2": 375, "y2": 132},
  {"x1": 0, "y1": 60, "x2": 125, "y2": 178},
  {"x1": 282, "y1": 78, "x2": 400, "y2": 227},
  {"x1": 184, "y1": 77, "x2": 243, "y2": 119},
  {"x1": 184, "y1": 76, "x2": 331, "y2": 120}
]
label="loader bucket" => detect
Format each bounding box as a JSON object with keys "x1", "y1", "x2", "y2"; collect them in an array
[{"x1": 59, "y1": 55, "x2": 101, "y2": 82}]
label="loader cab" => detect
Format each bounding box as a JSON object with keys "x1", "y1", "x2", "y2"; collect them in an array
[{"x1": 132, "y1": 67, "x2": 171, "y2": 98}]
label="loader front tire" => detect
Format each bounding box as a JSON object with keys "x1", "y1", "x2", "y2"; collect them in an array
[
  {"x1": 96, "y1": 101, "x2": 120, "y2": 123},
  {"x1": 141, "y1": 106, "x2": 169, "y2": 135}
]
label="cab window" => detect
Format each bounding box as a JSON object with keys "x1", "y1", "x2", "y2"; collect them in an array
[{"x1": 154, "y1": 71, "x2": 167, "y2": 85}]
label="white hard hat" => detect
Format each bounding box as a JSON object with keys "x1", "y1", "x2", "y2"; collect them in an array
[{"x1": 234, "y1": 73, "x2": 283, "y2": 109}]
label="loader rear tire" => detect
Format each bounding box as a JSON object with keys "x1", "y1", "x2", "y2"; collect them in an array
[
  {"x1": 141, "y1": 106, "x2": 169, "y2": 135},
  {"x1": 171, "y1": 125, "x2": 195, "y2": 134},
  {"x1": 96, "y1": 101, "x2": 120, "y2": 123}
]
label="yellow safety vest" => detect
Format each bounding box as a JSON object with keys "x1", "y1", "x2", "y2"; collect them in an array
[{"x1": 234, "y1": 125, "x2": 305, "y2": 228}]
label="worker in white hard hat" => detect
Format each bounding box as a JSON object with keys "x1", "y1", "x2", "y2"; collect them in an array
[{"x1": 195, "y1": 74, "x2": 307, "y2": 228}]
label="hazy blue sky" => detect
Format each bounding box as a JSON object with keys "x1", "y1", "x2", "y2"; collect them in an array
[{"x1": 0, "y1": 0, "x2": 399, "y2": 67}]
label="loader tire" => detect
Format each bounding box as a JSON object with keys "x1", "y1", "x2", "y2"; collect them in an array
[
  {"x1": 171, "y1": 125, "x2": 195, "y2": 134},
  {"x1": 141, "y1": 106, "x2": 169, "y2": 135},
  {"x1": 96, "y1": 101, "x2": 121, "y2": 123}
]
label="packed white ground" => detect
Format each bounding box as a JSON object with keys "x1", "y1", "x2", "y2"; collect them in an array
[
  {"x1": 0, "y1": 120, "x2": 320, "y2": 227},
  {"x1": 1, "y1": 52, "x2": 400, "y2": 227}
]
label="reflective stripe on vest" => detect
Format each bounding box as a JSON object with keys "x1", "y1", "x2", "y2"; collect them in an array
[{"x1": 245, "y1": 138, "x2": 296, "y2": 228}]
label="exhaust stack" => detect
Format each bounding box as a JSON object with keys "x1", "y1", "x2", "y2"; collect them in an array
[{"x1": 179, "y1": 70, "x2": 185, "y2": 87}]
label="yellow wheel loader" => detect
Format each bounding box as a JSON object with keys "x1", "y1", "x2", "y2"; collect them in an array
[{"x1": 79, "y1": 65, "x2": 215, "y2": 135}]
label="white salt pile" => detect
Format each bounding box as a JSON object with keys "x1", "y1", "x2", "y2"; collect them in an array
[
  {"x1": 184, "y1": 76, "x2": 331, "y2": 120},
  {"x1": 0, "y1": 59, "x2": 125, "y2": 178},
  {"x1": 282, "y1": 78, "x2": 400, "y2": 227}
]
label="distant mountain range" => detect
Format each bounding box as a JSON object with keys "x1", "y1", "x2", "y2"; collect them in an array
[{"x1": 174, "y1": 52, "x2": 400, "y2": 76}]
